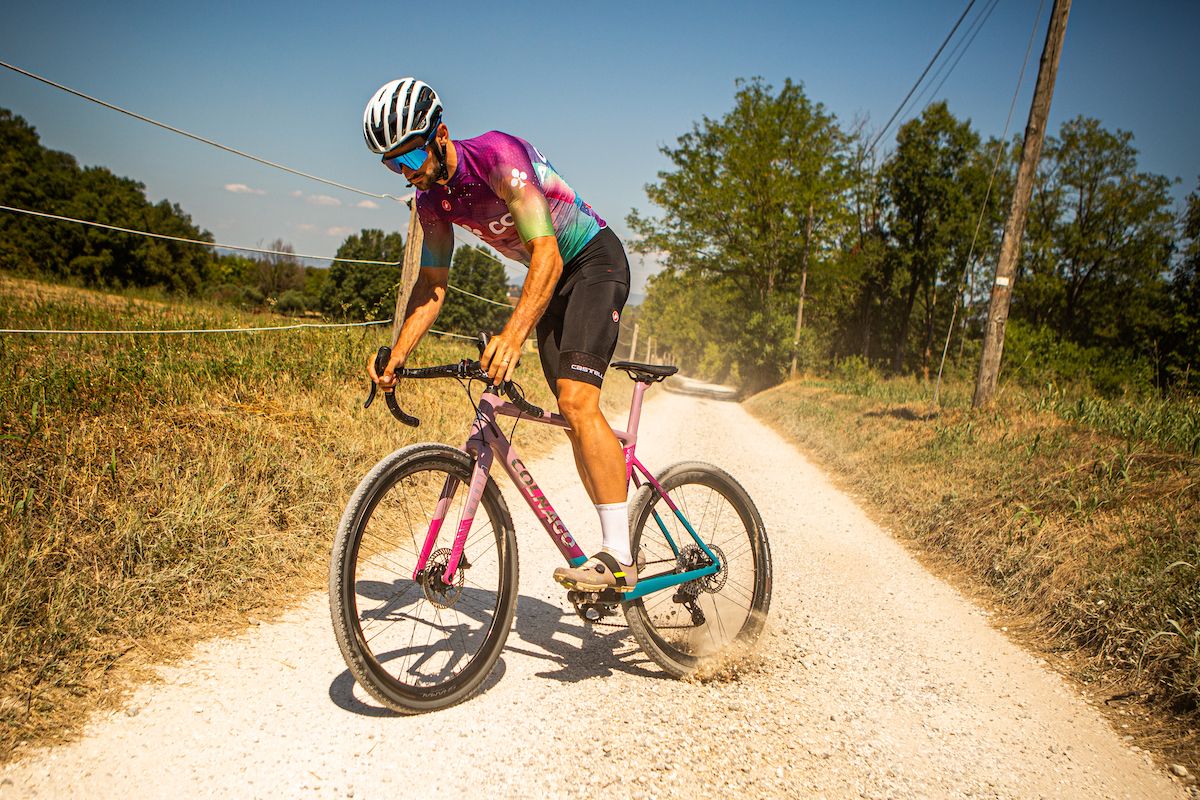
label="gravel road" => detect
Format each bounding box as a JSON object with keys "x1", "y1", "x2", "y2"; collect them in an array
[{"x1": 2, "y1": 386, "x2": 1191, "y2": 799}]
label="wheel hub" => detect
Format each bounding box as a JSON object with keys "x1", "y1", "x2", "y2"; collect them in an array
[
  {"x1": 675, "y1": 543, "x2": 727, "y2": 598},
  {"x1": 420, "y1": 547, "x2": 465, "y2": 609}
]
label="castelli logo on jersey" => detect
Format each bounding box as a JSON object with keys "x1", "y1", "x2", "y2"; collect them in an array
[
  {"x1": 612, "y1": 309, "x2": 620, "y2": 323},
  {"x1": 441, "y1": 199, "x2": 452, "y2": 212}
]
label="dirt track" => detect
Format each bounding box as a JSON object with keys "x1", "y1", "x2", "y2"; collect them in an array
[{"x1": 1, "y1": 386, "x2": 1190, "y2": 799}]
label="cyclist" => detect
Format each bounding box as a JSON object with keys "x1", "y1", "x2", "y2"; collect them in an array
[{"x1": 363, "y1": 77, "x2": 638, "y2": 593}]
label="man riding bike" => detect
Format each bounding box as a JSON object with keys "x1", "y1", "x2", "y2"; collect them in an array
[{"x1": 363, "y1": 77, "x2": 638, "y2": 593}]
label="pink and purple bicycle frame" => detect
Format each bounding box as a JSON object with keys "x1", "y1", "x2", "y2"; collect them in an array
[{"x1": 409, "y1": 379, "x2": 720, "y2": 602}]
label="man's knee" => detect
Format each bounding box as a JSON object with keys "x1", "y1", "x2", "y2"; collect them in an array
[{"x1": 556, "y1": 379, "x2": 601, "y2": 425}]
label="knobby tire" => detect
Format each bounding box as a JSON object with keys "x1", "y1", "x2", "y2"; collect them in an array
[{"x1": 329, "y1": 443, "x2": 518, "y2": 713}]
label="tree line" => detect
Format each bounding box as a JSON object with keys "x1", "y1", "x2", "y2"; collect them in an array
[
  {"x1": 0, "y1": 108, "x2": 509, "y2": 331},
  {"x1": 629, "y1": 79, "x2": 1199, "y2": 395}
]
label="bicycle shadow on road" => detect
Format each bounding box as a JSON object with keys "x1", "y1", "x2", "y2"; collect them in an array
[
  {"x1": 327, "y1": 579, "x2": 512, "y2": 717},
  {"x1": 327, "y1": 658, "x2": 510, "y2": 718},
  {"x1": 505, "y1": 593, "x2": 670, "y2": 684},
  {"x1": 327, "y1": 592, "x2": 666, "y2": 716}
]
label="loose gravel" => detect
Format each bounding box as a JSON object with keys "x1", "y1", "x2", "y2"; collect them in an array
[{"x1": 0, "y1": 385, "x2": 1190, "y2": 799}]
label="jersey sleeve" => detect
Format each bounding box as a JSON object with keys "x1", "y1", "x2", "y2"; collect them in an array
[
  {"x1": 416, "y1": 201, "x2": 454, "y2": 269},
  {"x1": 480, "y1": 134, "x2": 556, "y2": 245}
]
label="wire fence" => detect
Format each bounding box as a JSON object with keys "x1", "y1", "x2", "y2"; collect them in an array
[
  {"x1": 0, "y1": 59, "x2": 402, "y2": 203},
  {"x1": 1, "y1": 56, "x2": 661, "y2": 354}
]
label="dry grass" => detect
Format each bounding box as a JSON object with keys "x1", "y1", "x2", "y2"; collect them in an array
[
  {"x1": 745, "y1": 378, "x2": 1199, "y2": 770},
  {"x1": 0, "y1": 275, "x2": 631, "y2": 760}
]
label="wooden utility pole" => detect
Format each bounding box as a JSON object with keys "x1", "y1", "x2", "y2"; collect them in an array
[
  {"x1": 392, "y1": 195, "x2": 423, "y2": 346},
  {"x1": 973, "y1": 0, "x2": 1071, "y2": 407},
  {"x1": 629, "y1": 322, "x2": 639, "y2": 362},
  {"x1": 790, "y1": 203, "x2": 815, "y2": 379}
]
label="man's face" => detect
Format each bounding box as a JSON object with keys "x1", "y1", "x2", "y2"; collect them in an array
[{"x1": 383, "y1": 128, "x2": 442, "y2": 190}]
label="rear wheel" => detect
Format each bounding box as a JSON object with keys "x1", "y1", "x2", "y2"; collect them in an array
[
  {"x1": 329, "y1": 444, "x2": 517, "y2": 713},
  {"x1": 624, "y1": 462, "x2": 771, "y2": 678}
]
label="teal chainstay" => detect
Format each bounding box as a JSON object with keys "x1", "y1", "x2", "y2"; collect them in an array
[{"x1": 618, "y1": 504, "x2": 721, "y2": 602}]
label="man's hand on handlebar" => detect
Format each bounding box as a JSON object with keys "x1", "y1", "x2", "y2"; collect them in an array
[
  {"x1": 480, "y1": 332, "x2": 522, "y2": 385},
  {"x1": 367, "y1": 347, "x2": 405, "y2": 390}
]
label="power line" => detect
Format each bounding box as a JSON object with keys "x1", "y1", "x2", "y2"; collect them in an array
[
  {"x1": 445, "y1": 281, "x2": 513, "y2": 308},
  {"x1": 867, "y1": 0, "x2": 979, "y2": 155},
  {"x1": 0, "y1": 204, "x2": 402, "y2": 265},
  {"x1": 0, "y1": 203, "x2": 512, "y2": 307},
  {"x1": 933, "y1": 0, "x2": 1048, "y2": 405},
  {"x1": 0, "y1": 61, "x2": 527, "y2": 315},
  {"x1": 0, "y1": 59, "x2": 402, "y2": 203},
  {"x1": 917, "y1": 0, "x2": 1003, "y2": 111}
]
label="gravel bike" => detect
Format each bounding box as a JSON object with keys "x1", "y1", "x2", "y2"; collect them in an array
[{"x1": 329, "y1": 343, "x2": 772, "y2": 713}]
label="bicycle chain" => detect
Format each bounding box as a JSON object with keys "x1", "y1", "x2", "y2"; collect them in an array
[{"x1": 569, "y1": 556, "x2": 713, "y2": 629}]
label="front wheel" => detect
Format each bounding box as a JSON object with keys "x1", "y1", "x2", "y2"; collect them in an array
[
  {"x1": 624, "y1": 462, "x2": 772, "y2": 678},
  {"x1": 329, "y1": 443, "x2": 518, "y2": 713}
]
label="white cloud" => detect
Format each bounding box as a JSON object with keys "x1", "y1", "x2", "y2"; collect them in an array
[
  {"x1": 356, "y1": 200, "x2": 380, "y2": 209},
  {"x1": 295, "y1": 223, "x2": 316, "y2": 232},
  {"x1": 290, "y1": 190, "x2": 303, "y2": 198},
  {"x1": 307, "y1": 194, "x2": 342, "y2": 207},
  {"x1": 224, "y1": 183, "x2": 265, "y2": 195},
  {"x1": 326, "y1": 226, "x2": 354, "y2": 237}
]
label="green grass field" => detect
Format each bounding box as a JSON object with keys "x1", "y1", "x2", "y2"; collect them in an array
[
  {"x1": 0, "y1": 275, "x2": 595, "y2": 758},
  {"x1": 745, "y1": 373, "x2": 1199, "y2": 761}
]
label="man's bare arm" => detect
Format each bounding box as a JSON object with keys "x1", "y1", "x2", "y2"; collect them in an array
[
  {"x1": 481, "y1": 235, "x2": 562, "y2": 384},
  {"x1": 368, "y1": 266, "x2": 450, "y2": 388}
]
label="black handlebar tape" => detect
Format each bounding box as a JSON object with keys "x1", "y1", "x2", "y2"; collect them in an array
[
  {"x1": 368, "y1": 345, "x2": 420, "y2": 426},
  {"x1": 385, "y1": 392, "x2": 420, "y2": 427},
  {"x1": 502, "y1": 382, "x2": 545, "y2": 418},
  {"x1": 364, "y1": 345, "x2": 391, "y2": 409},
  {"x1": 392, "y1": 358, "x2": 544, "y2": 418}
]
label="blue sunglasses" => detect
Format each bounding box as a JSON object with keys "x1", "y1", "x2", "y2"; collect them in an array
[{"x1": 382, "y1": 142, "x2": 432, "y2": 174}]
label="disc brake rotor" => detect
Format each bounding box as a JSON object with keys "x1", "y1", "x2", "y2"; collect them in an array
[
  {"x1": 421, "y1": 547, "x2": 465, "y2": 609},
  {"x1": 676, "y1": 543, "x2": 727, "y2": 597}
]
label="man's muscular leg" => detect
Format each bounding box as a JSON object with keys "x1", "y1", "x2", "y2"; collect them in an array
[
  {"x1": 552, "y1": 377, "x2": 637, "y2": 583},
  {"x1": 556, "y1": 379, "x2": 625, "y2": 505}
]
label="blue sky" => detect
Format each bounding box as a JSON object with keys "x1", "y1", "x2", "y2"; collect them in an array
[{"x1": 2, "y1": 0, "x2": 1197, "y2": 294}]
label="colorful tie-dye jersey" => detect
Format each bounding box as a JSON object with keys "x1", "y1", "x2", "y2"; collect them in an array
[{"x1": 415, "y1": 131, "x2": 605, "y2": 269}]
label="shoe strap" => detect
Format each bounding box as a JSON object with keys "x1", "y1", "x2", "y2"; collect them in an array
[{"x1": 592, "y1": 551, "x2": 629, "y2": 588}]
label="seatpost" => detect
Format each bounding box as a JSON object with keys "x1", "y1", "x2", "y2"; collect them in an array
[{"x1": 625, "y1": 380, "x2": 650, "y2": 440}]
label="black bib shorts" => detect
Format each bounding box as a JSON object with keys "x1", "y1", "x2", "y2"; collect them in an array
[{"x1": 535, "y1": 227, "x2": 631, "y2": 393}]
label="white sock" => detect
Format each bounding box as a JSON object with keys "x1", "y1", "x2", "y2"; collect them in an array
[{"x1": 595, "y1": 502, "x2": 631, "y2": 565}]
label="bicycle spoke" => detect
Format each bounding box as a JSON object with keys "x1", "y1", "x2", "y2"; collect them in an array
[
  {"x1": 357, "y1": 545, "x2": 415, "y2": 577},
  {"x1": 627, "y1": 466, "x2": 770, "y2": 673}
]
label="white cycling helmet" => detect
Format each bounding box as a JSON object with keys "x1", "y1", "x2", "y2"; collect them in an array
[{"x1": 362, "y1": 78, "x2": 443, "y2": 155}]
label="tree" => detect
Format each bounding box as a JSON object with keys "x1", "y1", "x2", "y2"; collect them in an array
[
  {"x1": 0, "y1": 108, "x2": 215, "y2": 292},
  {"x1": 254, "y1": 238, "x2": 304, "y2": 299},
  {"x1": 879, "y1": 102, "x2": 991, "y2": 376},
  {"x1": 627, "y1": 78, "x2": 849, "y2": 391},
  {"x1": 1018, "y1": 117, "x2": 1176, "y2": 355},
  {"x1": 1165, "y1": 181, "x2": 1200, "y2": 388},
  {"x1": 319, "y1": 228, "x2": 405, "y2": 319},
  {"x1": 436, "y1": 245, "x2": 511, "y2": 335},
  {"x1": 638, "y1": 268, "x2": 739, "y2": 381}
]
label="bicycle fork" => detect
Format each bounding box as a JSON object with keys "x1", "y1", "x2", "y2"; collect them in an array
[{"x1": 411, "y1": 445, "x2": 495, "y2": 584}]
